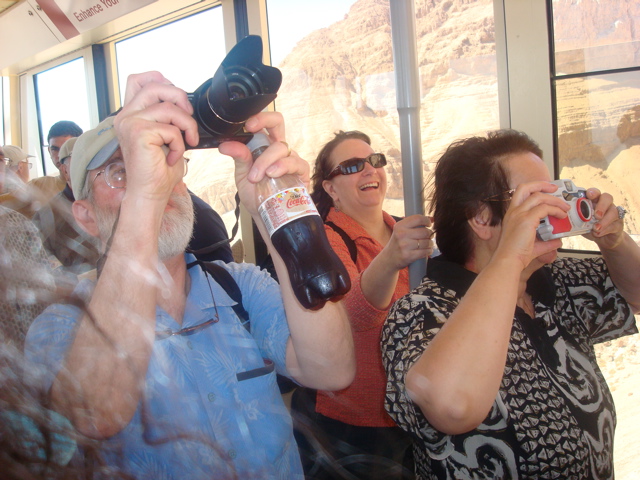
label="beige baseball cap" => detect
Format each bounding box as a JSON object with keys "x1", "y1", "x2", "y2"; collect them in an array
[
  {"x1": 70, "y1": 116, "x2": 119, "y2": 196},
  {"x1": 3, "y1": 145, "x2": 34, "y2": 167},
  {"x1": 59, "y1": 137, "x2": 78, "y2": 164}
]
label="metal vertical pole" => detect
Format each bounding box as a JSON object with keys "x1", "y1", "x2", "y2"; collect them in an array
[{"x1": 390, "y1": 0, "x2": 426, "y2": 288}]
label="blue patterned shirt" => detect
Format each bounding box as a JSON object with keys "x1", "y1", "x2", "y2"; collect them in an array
[{"x1": 26, "y1": 255, "x2": 303, "y2": 480}]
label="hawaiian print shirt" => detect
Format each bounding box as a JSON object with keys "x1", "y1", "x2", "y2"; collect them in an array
[{"x1": 26, "y1": 255, "x2": 303, "y2": 480}]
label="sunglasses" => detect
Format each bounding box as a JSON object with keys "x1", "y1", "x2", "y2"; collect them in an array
[{"x1": 325, "y1": 153, "x2": 387, "y2": 180}]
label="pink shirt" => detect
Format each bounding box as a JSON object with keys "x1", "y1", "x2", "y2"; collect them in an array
[{"x1": 315, "y1": 208, "x2": 409, "y2": 427}]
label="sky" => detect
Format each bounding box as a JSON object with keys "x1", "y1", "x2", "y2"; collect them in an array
[
  {"x1": 115, "y1": 8, "x2": 227, "y2": 95},
  {"x1": 115, "y1": 1, "x2": 355, "y2": 90},
  {"x1": 265, "y1": 0, "x2": 354, "y2": 66}
]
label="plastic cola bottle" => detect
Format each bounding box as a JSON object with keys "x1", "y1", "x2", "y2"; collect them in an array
[{"x1": 248, "y1": 133, "x2": 351, "y2": 310}]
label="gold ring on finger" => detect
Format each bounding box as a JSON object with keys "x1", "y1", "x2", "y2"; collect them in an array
[{"x1": 281, "y1": 141, "x2": 292, "y2": 157}]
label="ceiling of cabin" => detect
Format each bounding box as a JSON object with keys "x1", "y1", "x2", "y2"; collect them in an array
[{"x1": 0, "y1": 1, "x2": 18, "y2": 15}]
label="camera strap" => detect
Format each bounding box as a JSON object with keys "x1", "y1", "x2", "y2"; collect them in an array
[{"x1": 229, "y1": 191, "x2": 240, "y2": 241}]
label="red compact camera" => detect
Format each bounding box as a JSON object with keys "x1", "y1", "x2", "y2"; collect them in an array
[{"x1": 537, "y1": 179, "x2": 596, "y2": 241}]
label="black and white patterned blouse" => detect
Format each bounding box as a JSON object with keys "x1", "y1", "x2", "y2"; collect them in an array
[{"x1": 382, "y1": 255, "x2": 637, "y2": 480}]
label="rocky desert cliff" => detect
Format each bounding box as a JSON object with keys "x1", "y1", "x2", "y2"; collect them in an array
[
  {"x1": 188, "y1": 0, "x2": 638, "y2": 245},
  {"x1": 187, "y1": 0, "x2": 501, "y2": 222},
  {"x1": 275, "y1": 0, "x2": 498, "y2": 204}
]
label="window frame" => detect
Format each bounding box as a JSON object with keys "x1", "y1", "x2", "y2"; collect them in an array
[
  {"x1": 13, "y1": 0, "x2": 634, "y2": 255},
  {"x1": 21, "y1": 48, "x2": 99, "y2": 178}
]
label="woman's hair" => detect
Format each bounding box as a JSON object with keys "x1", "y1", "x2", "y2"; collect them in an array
[
  {"x1": 310, "y1": 130, "x2": 371, "y2": 220},
  {"x1": 429, "y1": 129, "x2": 543, "y2": 265}
]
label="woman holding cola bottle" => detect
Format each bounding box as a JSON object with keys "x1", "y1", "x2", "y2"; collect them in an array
[
  {"x1": 381, "y1": 129, "x2": 640, "y2": 479},
  {"x1": 291, "y1": 130, "x2": 434, "y2": 479}
]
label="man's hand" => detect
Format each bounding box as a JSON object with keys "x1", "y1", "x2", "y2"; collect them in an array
[
  {"x1": 218, "y1": 112, "x2": 310, "y2": 216},
  {"x1": 114, "y1": 72, "x2": 199, "y2": 203}
]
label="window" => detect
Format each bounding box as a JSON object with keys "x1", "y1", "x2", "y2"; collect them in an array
[
  {"x1": 266, "y1": 0, "x2": 499, "y2": 216},
  {"x1": 551, "y1": 0, "x2": 640, "y2": 250},
  {"x1": 550, "y1": 3, "x2": 640, "y2": 478},
  {"x1": 115, "y1": 6, "x2": 238, "y2": 241},
  {"x1": 34, "y1": 58, "x2": 91, "y2": 175},
  {"x1": 115, "y1": 7, "x2": 226, "y2": 98},
  {"x1": 0, "y1": 76, "x2": 5, "y2": 143}
]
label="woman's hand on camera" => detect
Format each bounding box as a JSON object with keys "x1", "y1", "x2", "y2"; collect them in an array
[
  {"x1": 493, "y1": 181, "x2": 569, "y2": 270},
  {"x1": 582, "y1": 188, "x2": 626, "y2": 250},
  {"x1": 385, "y1": 215, "x2": 434, "y2": 270}
]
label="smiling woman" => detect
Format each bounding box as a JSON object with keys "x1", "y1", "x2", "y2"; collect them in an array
[{"x1": 287, "y1": 130, "x2": 434, "y2": 479}]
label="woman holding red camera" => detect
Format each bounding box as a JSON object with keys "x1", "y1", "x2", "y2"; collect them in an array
[{"x1": 382, "y1": 129, "x2": 640, "y2": 479}]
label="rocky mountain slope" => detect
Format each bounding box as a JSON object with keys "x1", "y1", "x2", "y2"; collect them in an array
[{"x1": 189, "y1": 0, "x2": 638, "y2": 237}]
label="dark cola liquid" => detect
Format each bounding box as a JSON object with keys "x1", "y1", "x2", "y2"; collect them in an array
[{"x1": 271, "y1": 214, "x2": 351, "y2": 310}]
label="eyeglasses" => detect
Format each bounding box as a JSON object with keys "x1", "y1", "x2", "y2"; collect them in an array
[
  {"x1": 155, "y1": 260, "x2": 219, "y2": 340},
  {"x1": 92, "y1": 161, "x2": 127, "y2": 189},
  {"x1": 325, "y1": 153, "x2": 387, "y2": 180},
  {"x1": 155, "y1": 316, "x2": 219, "y2": 340},
  {"x1": 8, "y1": 162, "x2": 32, "y2": 170},
  {"x1": 482, "y1": 189, "x2": 515, "y2": 202},
  {"x1": 92, "y1": 158, "x2": 189, "y2": 190}
]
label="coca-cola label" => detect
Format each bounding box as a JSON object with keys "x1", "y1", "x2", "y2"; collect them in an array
[{"x1": 258, "y1": 186, "x2": 319, "y2": 236}]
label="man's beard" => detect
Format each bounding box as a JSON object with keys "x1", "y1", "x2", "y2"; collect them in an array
[{"x1": 94, "y1": 192, "x2": 195, "y2": 261}]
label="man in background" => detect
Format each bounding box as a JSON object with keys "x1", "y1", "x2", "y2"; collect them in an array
[
  {"x1": 3, "y1": 145, "x2": 33, "y2": 183},
  {"x1": 29, "y1": 121, "x2": 83, "y2": 204},
  {"x1": 32, "y1": 137, "x2": 100, "y2": 273},
  {"x1": 0, "y1": 145, "x2": 36, "y2": 217}
]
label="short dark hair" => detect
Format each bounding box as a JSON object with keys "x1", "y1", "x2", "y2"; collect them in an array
[
  {"x1": 311, "y1": 130, "x2": 371, "y2": 220},
  {"x1": 47, "y1": 121, "x2": 83, "y2": 143},
  {"x1": 430, "y1": 129, "x2": 543, "y2": 265}
]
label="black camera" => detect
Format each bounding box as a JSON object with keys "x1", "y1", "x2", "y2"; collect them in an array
[{"x1": 186, "y1": 35, "x2": 282, "y2": 149}]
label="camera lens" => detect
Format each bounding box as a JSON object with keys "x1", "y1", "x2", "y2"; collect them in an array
[
  {"x1": 184, "y1": 35, "x2": 282, "y2": 148},
  {"x1": 226, "y1": 66, "x2": 264, "y2": 101},
  {"x1": 577, "y1": 198, "x2": 592, "y2": 221}
]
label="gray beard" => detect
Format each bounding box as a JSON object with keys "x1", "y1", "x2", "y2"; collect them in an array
[{"x1": 94, "y1": 192, "x2": 194, "y2": 261}]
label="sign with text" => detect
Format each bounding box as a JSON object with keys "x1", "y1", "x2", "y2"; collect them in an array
[{"x1": 36, "y1": 0, "x2": 158, "y2": 40}]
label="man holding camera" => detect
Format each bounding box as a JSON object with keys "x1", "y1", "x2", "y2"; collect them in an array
[{"x1": 25, "y1": 71, "x2": 355, "y2": 479}]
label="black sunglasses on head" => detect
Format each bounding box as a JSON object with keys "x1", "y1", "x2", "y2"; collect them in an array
[{"x1": 325, "y1": 153, "x2": 387, "y2": 180}]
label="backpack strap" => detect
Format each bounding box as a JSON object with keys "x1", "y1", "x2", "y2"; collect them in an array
[
  {"x1": 325, "y1": 221, "x2": 357, "y2": 264},
  {"x1": 187, "y1": 260, "x2": 250, "y2": 332},
  {"x1": 325, "y1": 216, "x2": 403, "y2": 265}
]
